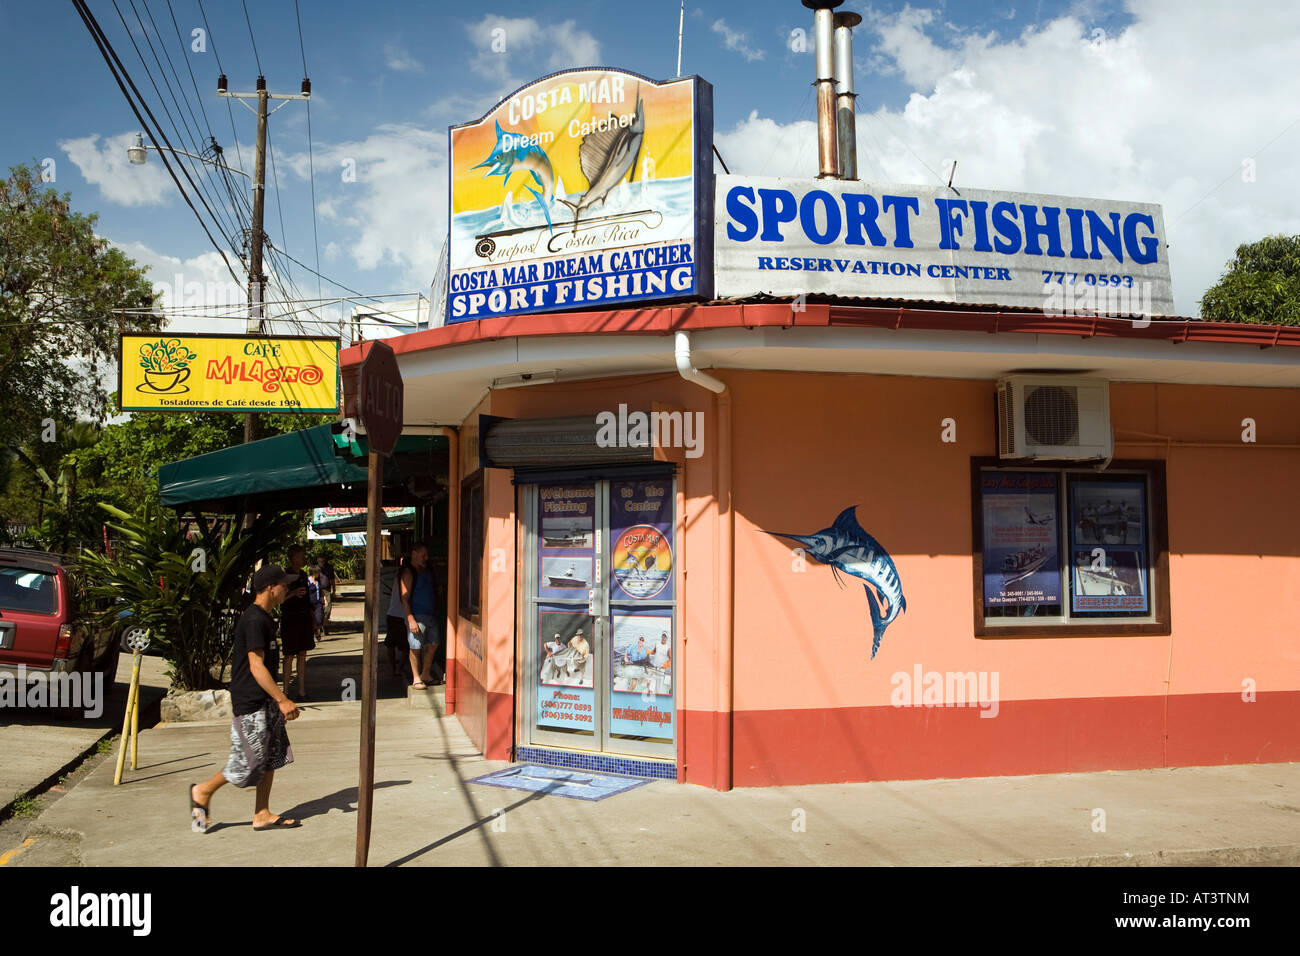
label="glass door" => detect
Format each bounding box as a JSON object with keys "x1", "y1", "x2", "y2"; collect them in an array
[
  {"x1": 523, "y1": 476, "x2": 676, "y2": 760},
  {"x1": 603, "y1": 478, "x2": 676, "y2": 759}
]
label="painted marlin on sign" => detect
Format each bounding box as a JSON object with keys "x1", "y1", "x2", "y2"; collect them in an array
[
  {"x1": 472, "y1": 121, "x2": 558, "y2": 232},
  {"x1": 558, "y1": 88, "x2": 644, "y2": 233},
  {"x1": 767, "y1": 506, "x2": 907, "y2": 659}
]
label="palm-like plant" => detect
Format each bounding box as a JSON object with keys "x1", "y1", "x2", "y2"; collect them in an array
[{"x1": 79, "y1": 502, "x2": 301, "y2": 691}]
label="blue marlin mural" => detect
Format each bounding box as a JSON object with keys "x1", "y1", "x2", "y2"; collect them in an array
[
  {"x1": 767, "y1": 506, "x2": 907, "y2": 659},
  {"x1": 472, "y1": 121, "x2": 558, "y2": 232}
]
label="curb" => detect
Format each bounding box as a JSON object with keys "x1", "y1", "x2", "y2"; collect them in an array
[{"x1": 1008, "y1": 844, "x2": 1300, "y2": 867}]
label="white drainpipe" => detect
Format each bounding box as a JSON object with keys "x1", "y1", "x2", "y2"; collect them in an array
[{"x1": 674, "y1": 331, "x2": 725, "y2": 393}]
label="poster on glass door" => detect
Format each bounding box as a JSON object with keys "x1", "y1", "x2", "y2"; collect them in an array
[
  {"x1": 539, "y1": 484, "x2": 596, "y2": 598},
  {"x1": 609, "y1": 611, "x2": 674, "y2": 740},
  {"x1": 536, "y1": 607, "x2": 595, "y2": 731},
  {"x1": 610, "y1": 480, "x2": 674, "y2": 601}
]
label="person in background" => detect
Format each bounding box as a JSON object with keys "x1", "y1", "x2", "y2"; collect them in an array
[
  {"x1": 308, "y1": 568, "x2": 324, "y2": 634},
  {"x1": 280, "y1": 544, "x2": 318, "y2": 700},
  {"x1": 314, "y1": 554, "x2": 334, "y2": 633},
  {"x1": 394, "y1": 542, "x2": 442, "y2": 689},
  {"x1": 382, "y1": 555, "x2": 409, "y2": 679},
  {"x1": 189, "y1": 564, "x2": 300, "y2": 832}
]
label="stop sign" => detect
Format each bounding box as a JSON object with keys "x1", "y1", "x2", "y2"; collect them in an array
[{"x1": 358, "y1": 340, "x2": 403, "y2": 456}]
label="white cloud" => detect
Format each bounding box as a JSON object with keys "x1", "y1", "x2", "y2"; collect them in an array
[
  {"x1": 280, "y1": 124, "x2": 447, "y2": 289},
  {"x1": 384, "y1": 43, "x2": 424, "y2": 74},
  {"x1": 60, "y1": 133, "x2": 172, "y2": 207},
  {"x1": 715, "y1": 0, "x2": 1300, "y2": 316},
  {"x1": 464, "y1": 15, "x2": 602, "y2": 93},
  {"x1": 109, "y1": 238, "x2": 248, "y2": 334},
  {"x1": 712, "y1": 18, "x2": 766, "y2": 62}
]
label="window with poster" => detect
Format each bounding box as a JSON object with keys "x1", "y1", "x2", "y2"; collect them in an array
[{"x1": 971, "y1": 458, "x2": 1170, "y2": 637}]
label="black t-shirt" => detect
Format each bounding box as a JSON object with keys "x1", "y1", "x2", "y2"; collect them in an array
[{"x1": 229, "y1": 604, "x2": 279, "y2": 716}]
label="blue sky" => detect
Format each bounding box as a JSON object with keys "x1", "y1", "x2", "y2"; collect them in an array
[{"x1": 2, "y1": 0, "x2": 1297, "y2": 326}]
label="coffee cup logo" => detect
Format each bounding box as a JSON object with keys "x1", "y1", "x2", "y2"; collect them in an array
[{"x1": 137, "y1": 338, "x2": 198, "y2": 393}]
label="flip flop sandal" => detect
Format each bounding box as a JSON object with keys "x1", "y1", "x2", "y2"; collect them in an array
[
  {"x1": 412, "y1": 681, "x2": 427, "y2": 689},
  {"x1": 190, "y1": 783, "x2": 210, "y2": 833},
  {"x1": 253, "y1": 817, "x2": 302, "y2": 831}
]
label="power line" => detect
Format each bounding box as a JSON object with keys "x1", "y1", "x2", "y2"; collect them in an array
[
  {"x1": 269, "y1": 246, "x2": 406, "y2": 306},
  {"x1": 111, "y1": 0, "x2": 243, "y2": 254},
  {"x1": 71, "y1": 0, "x2": 242, "y2": 288},
  {"x1": 240, "y1": 0, "x2": 262, "y2": 74},
  {"x1": 295, "y1": 0, "x2": 323, "y2": 307},
  {"x1": 197, "y1": 0, "x2": 249, "y2": 187},
  {"x1": 164, "y1": 0, "x2": 214, "y2": 138},
  {"x1": 135, "y1": 0, "x2": 245, "y2": 251}
]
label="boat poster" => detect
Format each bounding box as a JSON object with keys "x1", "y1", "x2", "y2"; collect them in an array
[
  {"x1": 538, "y1": 484, "x2": 595, "y2": 599},
  {"x1": 980, "y1": 471, "x2": 1061, "y2": 608},
  {"x1": 1069, "y1": 478, "x2": 1149, "y2": 613},
  {"x1": 610, "y1": 479, "x2": 674, "y2": 601},
  {"x1": 448, "y1": 68, "x2": 713, "y2": 322},
  {"x1": 609, "y1": 611, "x2": 674, "y2": 741}
]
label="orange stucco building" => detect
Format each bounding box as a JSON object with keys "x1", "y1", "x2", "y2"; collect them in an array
[{"x1": 340, "y1": 301, "x2": 1300, "y2": 789}]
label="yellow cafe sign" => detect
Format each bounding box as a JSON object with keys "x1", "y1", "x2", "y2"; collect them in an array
[{"x1": 118, "y1": 334, "x2": 340, "y2": 413}]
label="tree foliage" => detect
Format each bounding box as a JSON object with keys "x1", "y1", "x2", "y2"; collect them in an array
[
  {"x1": 79, "y1": 502, "x2": 302, "y2": 691},
  {"x1": 0, "y1": 162, "x2": 160, "y2": 453},
  {"x1": 1200, "y1": 234, "x2": 1300, "y2": 325}
]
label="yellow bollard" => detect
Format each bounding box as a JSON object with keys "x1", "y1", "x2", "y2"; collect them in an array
[
  {"x1": 112, "y1": 662, "x2": 137, "y2": 786},
  {"x1": 113, "y1": 631, "x2": 147, "y2": 786},
  {"x1": 130, "y1": 652, "x2": 140, "y2": 770}
]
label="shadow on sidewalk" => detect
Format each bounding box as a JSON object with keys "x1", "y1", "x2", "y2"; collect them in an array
[
  {"x1": 282, "y1": 780, "x2": 411, "y2": 822},
  {"x1": 385, "y1": 788, "x2": 553, "y2": 867}
]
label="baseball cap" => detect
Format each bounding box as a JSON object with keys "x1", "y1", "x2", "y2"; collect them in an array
[{"x1": 252, "y1": 564, "x2": 293, "y2": 592}]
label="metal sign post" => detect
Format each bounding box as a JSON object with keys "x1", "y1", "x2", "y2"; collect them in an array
[{"x1": 354, "y1": 340, "x2": 403, "y2": 867}]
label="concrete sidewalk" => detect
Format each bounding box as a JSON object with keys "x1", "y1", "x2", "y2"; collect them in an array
[{"x1": 12, "y1": 685, "x2": 1300, "y2": 866}]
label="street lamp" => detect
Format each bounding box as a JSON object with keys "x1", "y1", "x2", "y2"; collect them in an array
[
  {"x1": 124, "y1": 133, "x2": 250, "y2": 179},
  {"x1": 127, "y1": 132, "x2": 147, "y2": 166}
]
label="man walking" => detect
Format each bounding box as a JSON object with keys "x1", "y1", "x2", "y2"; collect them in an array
[{"x1": 189, "y1": 565, "x2": 302, "y2": 832}]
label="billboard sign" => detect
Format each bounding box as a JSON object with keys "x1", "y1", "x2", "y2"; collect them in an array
[
  {"x1": 714, "y1": 176, "x2": 1175, "y2": 315},
  {"x1": 119, "y1": 333, "x2": 339, "y2": 413},
  {"x1": 448, "y1": 68, "x2": 713, "y2": 323}
]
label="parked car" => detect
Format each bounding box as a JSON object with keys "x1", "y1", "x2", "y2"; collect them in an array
[{"x1": 0, "y1": 549, "x2": 122, "y2": 704}]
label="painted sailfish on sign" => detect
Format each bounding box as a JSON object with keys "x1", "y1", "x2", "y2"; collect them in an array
[
  {"x1": 768, "y1": 506, "x2": 907, "y2": 659},
  {"x1": 472, "y1": 121, "x2": 558, "y2": 233}
]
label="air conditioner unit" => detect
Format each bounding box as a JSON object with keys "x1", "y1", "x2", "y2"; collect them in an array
[{"x1": 997, "y1": 376, "x2": 1113, "y2": 461}]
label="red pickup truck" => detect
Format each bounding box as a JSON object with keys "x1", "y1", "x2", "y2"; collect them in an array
[{"x1": 0, "y1": 549, "x2": 121, "y2": 704}]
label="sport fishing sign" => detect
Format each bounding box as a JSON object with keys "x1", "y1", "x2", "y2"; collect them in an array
[
  {"x1": 715, "y1": 176, "x2": 1176, "y2": 315},
  {"x1": 118, "y1": 333, "x2": 340, "y2": 413},
  {"x1": 447, "y1": 68, "x2": 713, "y2": 322}
]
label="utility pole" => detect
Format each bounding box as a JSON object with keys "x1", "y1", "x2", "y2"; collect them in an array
[{"x1": 217, "y1": 73, "x2": 311, "y2": 444}]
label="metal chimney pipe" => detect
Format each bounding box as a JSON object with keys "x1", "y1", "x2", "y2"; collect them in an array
[
  {"x1": 833, "y1": 11, "x2": 861, "y2": 180},
  {"x1": 802, "y1": 0, "x2": 843, "y2": 178}
]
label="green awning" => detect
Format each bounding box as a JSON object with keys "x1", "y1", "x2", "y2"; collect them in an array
[{"x1": 159, "y1": 424, "x2": 446, "y2": 514}]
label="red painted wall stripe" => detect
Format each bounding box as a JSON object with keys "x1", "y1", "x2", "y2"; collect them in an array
[{"x1": 684, "y1": 691, "x2": 1300, "y2": 788}]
